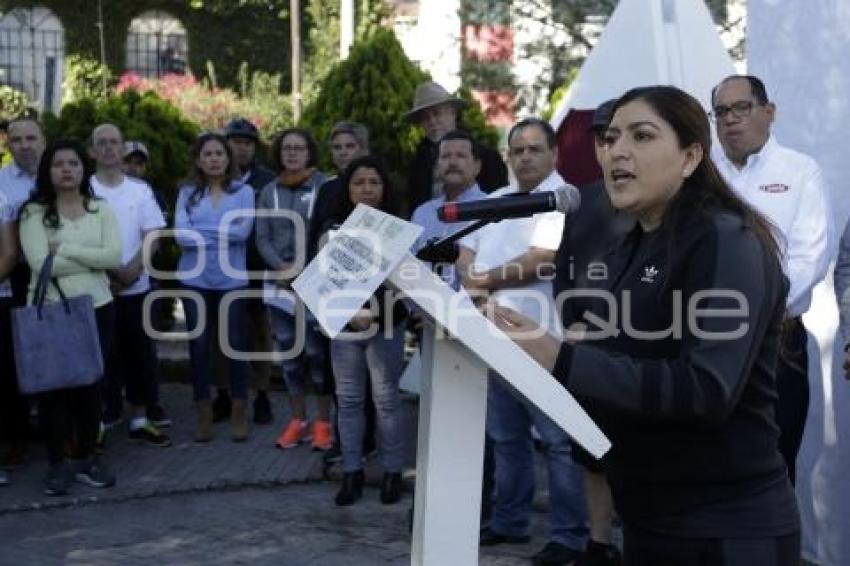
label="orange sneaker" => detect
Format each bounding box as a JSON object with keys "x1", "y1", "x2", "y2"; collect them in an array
[
  {"x1": 311, "y1": 420, "x2": 333, "y2": 451},
  {"x1": 275, "y1": 418, "x2": 309, "y2": 449}
]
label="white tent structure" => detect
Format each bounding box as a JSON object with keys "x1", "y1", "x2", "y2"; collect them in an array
[
  {"x1": 548, "y1": 0, "x2": 735, "y2": 186},
  {"x1": 749, "y1": 3, "x2": 850, "y2": 565}
]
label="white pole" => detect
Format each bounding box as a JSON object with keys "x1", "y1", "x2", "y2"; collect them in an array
[
  {"x1": 340, "y1": 0, "x2": 355, "y2": 59},
  {"x1": 290, "y1": 0, "x2": 302, "y2": 123}
]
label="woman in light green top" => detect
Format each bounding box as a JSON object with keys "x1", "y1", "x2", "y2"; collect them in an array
[{"x1": 18, "y1": 139, "x2": 121, "y2": 497}]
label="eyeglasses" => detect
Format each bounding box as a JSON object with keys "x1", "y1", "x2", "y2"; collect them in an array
[
  {"x1": 709, "y1": 100, "x2": 758, "y2": 122},
  {"x1": 282, "y1": 145, "x2": 307, "y2": 153}
]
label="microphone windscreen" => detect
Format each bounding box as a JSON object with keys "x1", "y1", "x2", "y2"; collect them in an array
[{"x1": 554, "y1": 184, "x2": 582, "y2": 214}]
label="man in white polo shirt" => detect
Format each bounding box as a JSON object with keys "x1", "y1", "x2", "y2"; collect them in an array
[
  {"x1": 458, "y1": 118, "x2": 588, "y2": 565},
  {"x1": 711, "y1": 74, "x2": 832, "y2": 485},
  {"x1": 90, "y1": 123, "x2": 171, "y2": 447}
]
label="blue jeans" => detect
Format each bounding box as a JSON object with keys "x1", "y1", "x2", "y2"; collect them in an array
[
  {"x1": 487, "y1": 377, "x2": 588, "y2": 550},
  {"x1": 182, "y1": 287, "x2": 250, "y2": 401},
  {"x1": 269, "y1": 308, "x2": 330, "y2": 396},
  {"x1": 331, "y1": 324, "x2": 405, "y2": 473}
]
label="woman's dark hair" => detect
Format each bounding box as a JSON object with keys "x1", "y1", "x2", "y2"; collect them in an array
[
  {"x1": 338, "y1": 155, "x2": 398, "y2": 218},
  {"x1": 184, "y1": 131, "x2": 240, "y2": 210},
  {"x1": 21, "y1": 139, "x2": 98, "y2": 228},
  {"x1": 612, "y1": 85, "x2": 781, "y2": 261},
  {"x1": 270, "y1": 127, "x2": 319, "y2": 173}
]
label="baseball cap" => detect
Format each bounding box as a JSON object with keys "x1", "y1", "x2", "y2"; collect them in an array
[
  {"x1": 224, "y1": 118, "x2": 260, "y2": 141},
  {"x1": 589, "y1": 99, "x2": 618, "y2": 132},
  {"x1": 124, "y1": 140, "x2": 150, "y2": 160}
]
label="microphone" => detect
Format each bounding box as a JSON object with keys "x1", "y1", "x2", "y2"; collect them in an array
[{"x1": 437, "y1": 185, "x2": 581, "y2": 223}]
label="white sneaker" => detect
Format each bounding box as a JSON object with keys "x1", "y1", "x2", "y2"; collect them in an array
[{"x1": 0, "y1": 470, "x2": 9, "y2": 487}]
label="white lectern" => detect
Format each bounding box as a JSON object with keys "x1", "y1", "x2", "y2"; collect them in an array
[{"x1": 292, "y1": 205, "x2": 610, "y2": 566}]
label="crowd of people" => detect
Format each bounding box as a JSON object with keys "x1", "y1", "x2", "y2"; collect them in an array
[{"x1": 1, "y1": 74, "x2": 849, "y2": 565}]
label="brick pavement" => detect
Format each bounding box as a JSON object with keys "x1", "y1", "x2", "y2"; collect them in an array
[
  {"x1": 0, "y1": 482, "x2": 547, "y2": 566},
  {"x1": 0, "y1": 380, "x2": 562, "y2": 564},
  {"x1": 0, "y1": 385, "x2": 329, "y2": 514}
]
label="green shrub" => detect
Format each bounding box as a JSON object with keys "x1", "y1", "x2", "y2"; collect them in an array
[
  {"x1": 0, "y1": 86, "x2": 32, "y2": 120},
  {"x1": 43, "y1": 90, "x2": 199, "y2": 202},
  {"x1": 62, "y1": 55, "x2": 115, "y2": 105},
  {"x1": 455, "y1": 85, "x2": 502, "y2": 150},
  {"x1": 235, "y1": 63, "x2": 293, "y2": 139}
]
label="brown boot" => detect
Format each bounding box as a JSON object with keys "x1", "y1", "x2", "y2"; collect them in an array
[
  {"x1": 195, "y1": 400, "x2": 213, "y2": 443},
  {"x1": 231, "y1": 399, "x2": 249, "y2": 442}
]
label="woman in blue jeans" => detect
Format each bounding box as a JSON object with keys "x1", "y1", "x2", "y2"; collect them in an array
[
  {"x1": 175, "y1": 132, "x2": 255, "y2": 443},
  {"x1": 317, "y1": 156, "x2": 408, "y2": 506}
]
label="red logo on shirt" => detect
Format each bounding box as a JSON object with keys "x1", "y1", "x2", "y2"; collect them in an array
[{"x1": 759, "y1": 183, "x2": 789, "y2": 193}]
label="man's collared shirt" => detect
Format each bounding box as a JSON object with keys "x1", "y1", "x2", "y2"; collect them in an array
[
  {"x1": 0, "y1": 162, "x2": 36, "y2": 216},
  {"x1": 411, "y1": 183, "x2": 487, "y2": 289},
  {"x1": 460, "y1": 170, "x2": 567, "y2": 337},
  {"x1": 712, "y1": 135, "x2": 832, "y2": 317}
]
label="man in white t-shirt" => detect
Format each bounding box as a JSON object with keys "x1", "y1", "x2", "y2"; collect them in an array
[
  {"x1": 90, "y1": 123, "x2": 170, "y2": 447},
  {"x1": 457, "y1": 118, "x2": 588, "y2": 565},
  {"x1": 711, "y1": 75, "x2": 832, "y2": 485}
]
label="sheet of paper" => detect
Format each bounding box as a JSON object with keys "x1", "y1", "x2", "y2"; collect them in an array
[{"x1": 292, "y1": 204, "x2": 423, "y2": 338}]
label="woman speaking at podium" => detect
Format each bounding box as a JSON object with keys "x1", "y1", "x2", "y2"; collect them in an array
[{"x1": 485, "y1": 86, "x2": 800, "y2": 565}]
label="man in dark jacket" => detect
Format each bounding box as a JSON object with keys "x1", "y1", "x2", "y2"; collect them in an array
[{"x1": 404, "y1": 81, "x2": 508, "y2": 217}]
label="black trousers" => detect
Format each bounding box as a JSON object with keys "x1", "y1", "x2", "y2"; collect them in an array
[
  {"x1": 0, "y1": 297, "x2": 29, "y2": 444},
  {"x1": 623, "y1": 525, "x2": 800, "y2": 566},
  {"x1": 40, "y1": 303, "x2": 114, "y2": 463},
  {"x1": 104, "y1": 292, "x2": 159, "y2": 414},
  {"x1": 775, "y1": 318, "x2": 809, "y2": 485}
]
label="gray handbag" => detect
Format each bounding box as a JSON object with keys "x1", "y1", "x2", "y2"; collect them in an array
[{"x1": 12, "y1": 254, "x2": 104, "y2": 394}]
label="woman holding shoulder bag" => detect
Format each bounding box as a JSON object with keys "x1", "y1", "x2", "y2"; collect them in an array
[{"x1": 18, "y1": 139, "x2": 121, "y2": 497}]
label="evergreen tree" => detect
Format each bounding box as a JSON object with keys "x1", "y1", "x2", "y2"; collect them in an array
[
  {"x1": 300, "y1": 27, "x2": 428, "y2": 181},
  {"x1": 301, "y1": 27, "x2": 501, "y2": 188}
]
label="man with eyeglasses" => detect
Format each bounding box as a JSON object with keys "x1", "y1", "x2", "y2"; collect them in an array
[{"x1": 710, "y1": 74, "x2": 832, "y2": 486}]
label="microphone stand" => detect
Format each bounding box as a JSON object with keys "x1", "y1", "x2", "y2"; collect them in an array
[{"x1": 415, "y1": 219, "x2": 494, "y2": 265}]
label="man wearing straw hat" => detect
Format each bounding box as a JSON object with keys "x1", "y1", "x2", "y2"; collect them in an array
[{"x1": 404, "y1": 81, "x2": 507, "y2": 218}]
